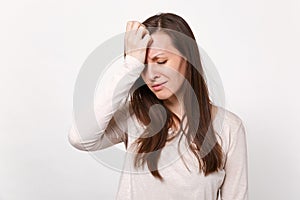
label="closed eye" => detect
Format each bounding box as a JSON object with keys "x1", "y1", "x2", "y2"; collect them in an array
[{"x1": 157, "y1": 60, "x2": 167, "y2": 64}]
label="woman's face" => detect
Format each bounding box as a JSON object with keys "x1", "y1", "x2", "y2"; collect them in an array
[{"x1": 141, "y1": 31, "x2": 187, "y2": 101}]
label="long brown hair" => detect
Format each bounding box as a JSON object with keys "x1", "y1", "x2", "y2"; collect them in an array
[{"x1": 127, "y1": 13, "x2": 223, "y2": 181}]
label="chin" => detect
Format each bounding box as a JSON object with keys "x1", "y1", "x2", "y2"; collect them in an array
[
  {"x1": 156, "y1": 96, "x2": 168, "y2": 100},
  {"x1": 153, "y1": 92, "x2": 172, "y2": 100}
]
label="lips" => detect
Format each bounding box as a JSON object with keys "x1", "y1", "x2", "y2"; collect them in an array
[{"x1": 151, "y1": 81, "x2": 167, "y2": 91}]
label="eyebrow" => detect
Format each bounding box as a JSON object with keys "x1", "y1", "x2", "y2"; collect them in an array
[{"x1": 149, "y1": 52, "x2": 166, "y2": 60}]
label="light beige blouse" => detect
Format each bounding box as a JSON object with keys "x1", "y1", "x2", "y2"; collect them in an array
[{"x1": 68, "y1": 55, "x2": 248, "y2": 200}]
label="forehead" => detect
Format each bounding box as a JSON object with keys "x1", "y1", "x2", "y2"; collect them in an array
[{"x1": 147, "y1": 31, "x2": 181, "y2": 57}]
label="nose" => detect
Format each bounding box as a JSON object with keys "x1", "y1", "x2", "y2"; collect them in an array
[{"x1": 144, "y1": 63, "x2": 161, "y2": 81}]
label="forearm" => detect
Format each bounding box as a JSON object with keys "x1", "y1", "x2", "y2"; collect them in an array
[{"x1": 68, "y1": 55, "x2": 144, "y2": 151}]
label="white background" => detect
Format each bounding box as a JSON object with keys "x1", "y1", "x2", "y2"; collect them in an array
[{"x1": 0, "y1": 0, "x2": 299, "y2": 199}]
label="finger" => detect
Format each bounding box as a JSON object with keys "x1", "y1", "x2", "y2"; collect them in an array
[
  {"x1": 137, "y1": 23, "x2": 147, "y2": 35},
  {"x1": 136, "y1": 26, "x2": 148, "y2": 39},
  {"x1": 142, "y1": 34, "x2": 153, "y2": 46},
  {"x1": 142, "y1": 28, "x2": 150, "y2": 39},
  {"x1": 125, "y1": 21, "x2": 134, "y2": 41},
  {"x1": 138, "y1": 23, "x2": 146, "y2": 29},
  {"x1": 131, "y1": 21, "x2": 140, "y2": 32},
  {"x1": 126, "y1": 21, "x2": 133, "y2": 32}
]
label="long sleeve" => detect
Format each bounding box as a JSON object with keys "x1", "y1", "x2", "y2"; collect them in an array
[
  {"x1": 68, "y1": 55, "x2": 144, "y2": 151},
  {"x1": 220, "y1": 120, "x2": 249, "y2": 200}
]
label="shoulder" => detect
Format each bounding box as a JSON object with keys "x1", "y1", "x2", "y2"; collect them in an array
[
  {"x1": 213, "y1": 105, "x2": 244, "y2": 129},
  {"x1": 213, "y1": 105, "x2": 247, "y2": 152}
]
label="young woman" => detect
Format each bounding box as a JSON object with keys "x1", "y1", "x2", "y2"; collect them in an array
[{"x1": 69, "y1": 13, "x2": 248, "y2": 200}]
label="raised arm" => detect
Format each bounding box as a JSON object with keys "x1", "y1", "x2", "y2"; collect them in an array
[
  {"x1": 220, "y1": 120, "x2": 249, "y2": 199},
  {"x1": 68, "y1": 55, "x2": 144, "y2": 151},
  {"x1": 68, "y1": 21, "x2": 152, "y2": 152}
]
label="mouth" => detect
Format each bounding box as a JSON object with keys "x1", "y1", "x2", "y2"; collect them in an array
[{"x1": 151, "y1": 81, "x2": 167, "y2": 91}]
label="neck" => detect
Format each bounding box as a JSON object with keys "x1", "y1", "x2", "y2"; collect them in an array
[{"x1": 163, "y1": 92, "x2": 185, "y2": 120}]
